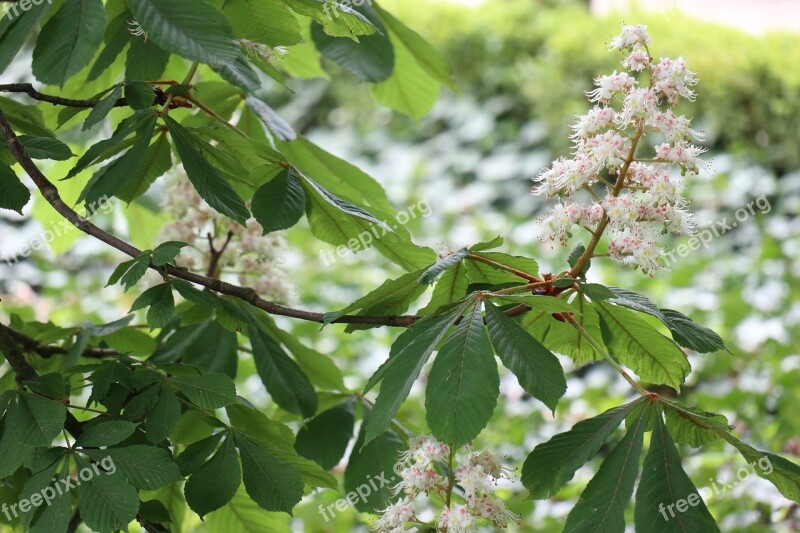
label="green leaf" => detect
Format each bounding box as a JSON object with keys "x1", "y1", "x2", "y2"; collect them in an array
[
  {"x1": 67, "y1": 111, "x2": 154, "y2": 179},
  {"x1": 465, "y1": 252, "x2": 539, "y2": 286},
  {"x1": 251, "y1": 167, "x2": 306, "y2": 234},
  {"x1": 492, "y1": 294, "x2": 575, "y2": 315},
  {"x1": 75, "y1": 420, "x2": 138, "y2": 447},
  {"x1": 28, "y1": 467, "x2": 72, "y2": 533},
  {"x1": 75, "y1": 454, "x2": 140, "y2": 533},
  {"x1": 234, "y1": 434, "x2": 305, "y2": 513},
  {"x1": 213, "y1": 54, "x2": 262, "y2": 92},
  {"x1": 264, "y1": 321, "x2": 345, "y2": 391},
  {"x1": 176, "y1": 432, "x2": 223, "y2": 476},
  {"x1": 363, "y1": 302, "x2": 467, "y2": 445},
  {"x1": 544, "y1": 297, "x2": 605, "y2": 364},
  {"x1": 223, "y1": 0, "x2": 302, "y2": 47},
  {"x1": 371, "y1": 26, "x2": 439, "y2": 119},
  {"x1": 83, "y1": 85, "x2": 123, "y2": 131},
  {"x1": 373, "y1": 3, "x2": 454, "y2": 88},
  {"x1": 145, "y1": 385, "x2": 182, "y2": 443},
  {"x1": 245, "y1": 95, "x2": 296, "y2": 141},
  {"x1": 152, "y1": 241, "x2": 189, "y2": 266},
  {"x1": 470, "y1": 236, "x2": 504, "y2": 252},
  {"x1": 19, "y1": 136, "x2": 74, "y2": 160},
  {"x1": 659, "y1": 308, "x2": 728, "y2": 354},
  {"x1": 138, "y1": 499, "x2": 172, "y2": 524},
  {"x1": 88, "y1": 12, "x2": 130, "y2": 81},
  {"x1": 345, "y1": 409, "x2": 404, "y2": 511},
  {"x1": 31, "y1": 0, "x2": 107, "y2": 86},
  {"x1": 0, "y1": 163, "x2": 30, "y2": 214},
  {"x1": 563, "y1": 402, "x2": 652, "y2": 533},
  {"x1": 83, "y1": 114, "x2": 159, "y2": 206},
  {"x1": 84, "y1": 445, "x2": 182, "y2": 490},
  {"x1": 311, "y1": 2, "x2": 394, "y2": 82},
  {"x1": 164, "y1": 117, "x2": 250, "y2": 225},
  {"x1": 248, "y1": 325, "x2": 318, "y2": 418},
  {"x1": 596, "y1": 301, "x2": 691, "y2": 391},
  {"x1": 419, "y1": 263, "x2": 468, "y2": 314},
  {"x1": 324, "y1": 267, "x2": 429, "y2": 327},
  {"x1": 522, "y1": 399, "x2": 644, "y2": 499},
  {"x1": 286, "y1": 0, "x2": 377, "y2": 39},
  {"x1": 8, "y1": 392, "x2": 66, "y2": 447},
  {"x1": 608, "y1": 287, "x2": 728, "y2": 353},
  {"x1": 129, "y1": 283, "x2": 175, "y2": 329},
  {"x1": 485, "y1": 302, "x2": 566, "y2": 412},
  {"x1": 0, "y1": 0, "x2": 51, "y2": 73},
  {"x1": 568, "y1": 243, "x2": 590, "y2": 276},
  {"x1": 0, "y1": 418, "x2": 31, "y2": 477},
  {"x1": 116, "y1": 131, "x2": 172, "y2": 203},
  {"x1": 663, "y1": 402, "x2": 730, "y2": 448},
  {"x1": 295, "y1": 401, "x2": 355, "y2": 470},
  {"x1": 579, "y1": 283, "x2": 615, "y2": 301},
  {"x1": 125, "y1": 81, "x2": 157, "y2": 109},
  {"x1": 185, "y1": 434, "x2": 241, "y2": 517},
  {"x1": 205, "y1": 487, "x2": 292, "y2": 533},
  {"x1": 128, "y1": 0, "x2": 239, "y2": 63},
  {"x1": 426, "y1": 301, "x2": 499, "y2": 446},
  {"x1": 171, "y1": 373, "x2": 238, "y2": 409},
  {"x1": 635, "y1": 410, "x2": 719, "y2": 532},
  {"x1": 418, "y1": 248, "x2": 468, "y2": 285}
]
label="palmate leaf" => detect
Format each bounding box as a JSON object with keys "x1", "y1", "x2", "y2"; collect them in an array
[
  {"x1": 563, "y1": 401, "x2": 654, "y2": 533},
  {"x1": 222, "y1": 0, "x2": 302, "y2": 47},
  {"x1": 363, "y1": 301, "x2": 469, "y2": 446},
  {"x1": 295, "y1": 401, "x2": 355, "y2": 470},
  {"x1": 234, "y1": 434, "x2": 305, "y2": 514},
  {"x1": 484, "y1": 302, "x2": 566, "y2": 412},
  {"x1": 170, "y1": 373, "x2": 237, "y2": 409},
  {"x1": 0, "y1": 0, "x2": 51, "y2": 72},
  {"x1": 663, "y1": 402, "x2": 730, "y2": 447},
  {"x1": 595, "y1": 301, "x2": 691, "y2": 390},
  {"x1": 522, "y1": 398, "x2": 645, "y2": 499},
  {"x1": 419, "y1": 262, "x2": 468, "y2": 314},
  {"x1": 31, "y1": 0, "x2": 107, "y2": 86},
  {"x1": 128, "y1": 0, "x2": 240, "y2": 64},
  {"x1": 635, "y1": 408, "x2": 719, "y2": 533},
  {"x1": 84, "y1": 445, "x2": 183, "y2": 490},
  {"x1": 426, "y1": 301, "x2": 499, "y2": 446},
  {"x1": 544, "y1": 297, "x2": 605, "y2": 364},
  {"x1": 8, "y1": 391, "x2": 67, "y2": 447}
]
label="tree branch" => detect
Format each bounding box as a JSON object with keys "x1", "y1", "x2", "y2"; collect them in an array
[
  {"x1": 0, "y1": 107, "x2": 418, "y2": 327},
  {"x1": 1, "y1": 324, "x2": 118, "y2": 359},
  {"x1": 0, "y1": 83, "x2": 128, "y2": 109}
]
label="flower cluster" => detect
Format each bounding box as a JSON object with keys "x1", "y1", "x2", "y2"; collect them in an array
[
  {"x1": 532, "y1": 24, "x2": 706, "y2": 275},
  {"x1": 373, "y1": 435, "x2": 517, "y2": 532},
  {"x1": 159, "y1": 169, "x2": 291, "y2": 302}
]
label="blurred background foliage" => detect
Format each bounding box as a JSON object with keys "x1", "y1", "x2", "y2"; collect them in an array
[{"x1": 1, "y1": 0, "x2": 799, "y2": 531}]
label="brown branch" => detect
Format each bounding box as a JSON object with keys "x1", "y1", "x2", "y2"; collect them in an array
[
  {"x1": 0, "y1": 83, "x2": 128, "y2": 109},
  {"x1": 0, "y1": 107, "x2": 418, "y2": 327},
  {"x1": 2, "y1": 325, "x2": 118, "y2": 359}
]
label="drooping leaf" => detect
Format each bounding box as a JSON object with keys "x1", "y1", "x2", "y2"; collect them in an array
[
  {"x1": 82, "y1": 85, "x2": 123, "y2": 131},
  {"x1": 248, "y1": 325, "x2": 318, "y2": 418},
  {"x1": 363, "y1": 302, "x2": 468, "y2": 445},
  {"x1": 522, "y1": 399, "x2": 645, "y2": 499},
  {"x1": 125, "y1": 81, "x2": 157, "y2": 110},
  {"x1": 171, "y1": 373, "x2": 238, "y2": 409},
  {"x1": 129, "y1": 283, "x2": 175, "y2": 329},
  {"x1": 563, "y1": 402, "x2": 653, "y2": 533},
  {"x1": 223, "y1": 0, "x2": 302, "y2": 47},
  {"x1": 19, "y1": 136, "x2": 74, "y2": 160},
  {"x1": 8, "y1": 392, "x2": 67, "y2": 447},
  {"x1": 234, "y1": 434, "x2": 305, "y2": 513},
  {"x1": 75, "y1": 419, "x2": 138, "y2": 447},
  {"x1": 485, "y1": 302, "x2": 566, "y2": 412},
  {"x1": 145, "y1": 385, "x2": 182, "y2": 443},
  {"x1": 426, "y1": 301, "x2": 499, "y2": 446},
  {"x1": 164, "y1": 117, "x2": 250, "y2": 224},
  {"x1": 635, "y1": 409, "x2": 719, "y2": 532},
  {"x1": 418, "y1": 248, "x2": 468, "y2": 285},
  {"x1": 75, "y1": 454, "x2": 140, "y2": 533}
]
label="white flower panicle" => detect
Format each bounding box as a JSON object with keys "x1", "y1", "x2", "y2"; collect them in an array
[
  {"x1": 159, "y1": 170, "x2": 291, "y2": 302},
  {"x1": 532, "y1": 24, "x2": 706, "y2": 275},
  {"x1": 373, "y1": 435, "x2": 518, "y2": 532}
]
